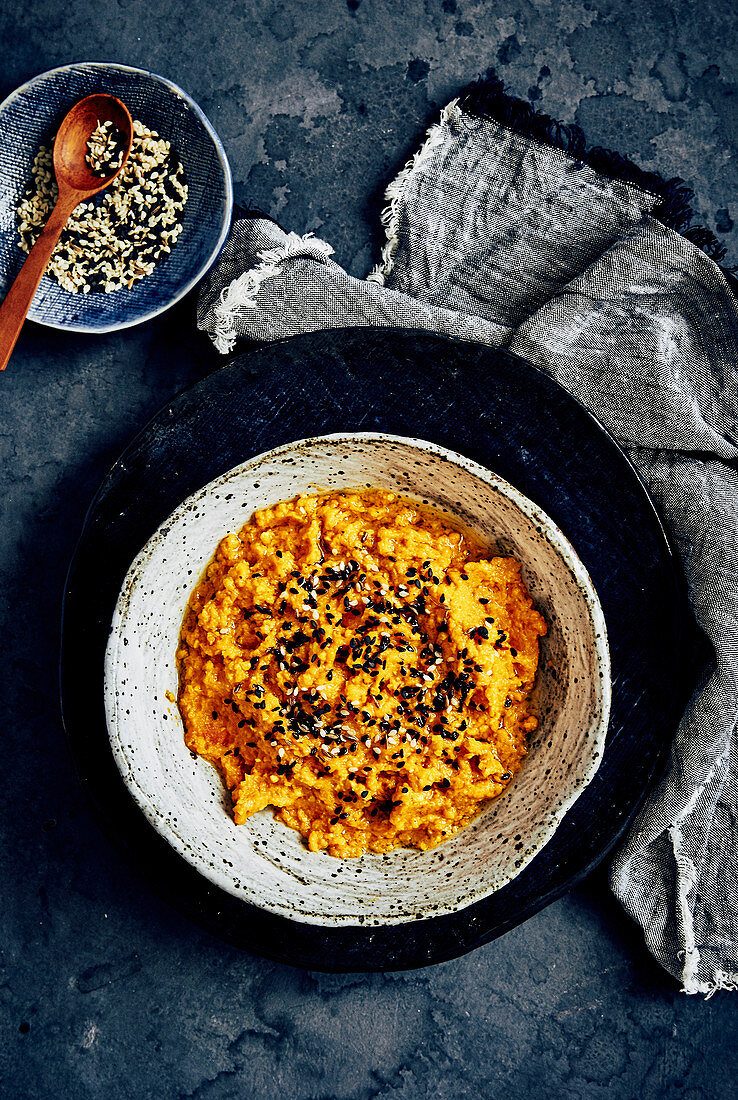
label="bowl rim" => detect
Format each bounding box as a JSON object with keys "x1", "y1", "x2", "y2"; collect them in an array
[
  {"x1": 0, "y1": 60, "x2": 234, "y2": 334},
  {"x1": 104, "y1": 430, "x2": 612, "y2": 926}
]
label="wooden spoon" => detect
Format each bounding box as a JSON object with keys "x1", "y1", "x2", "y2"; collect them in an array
[{"x1": 0, "y1": 93, "x2": 133, "y2": 371}]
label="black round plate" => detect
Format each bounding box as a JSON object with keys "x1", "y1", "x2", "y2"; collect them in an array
[{"x1": 61, "y1": 327, "x2": 693, "y2": 971}]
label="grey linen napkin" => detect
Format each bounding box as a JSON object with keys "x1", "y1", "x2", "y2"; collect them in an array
[{"x1": 198, "y1": 75, "x2": 738, "y2": 995}]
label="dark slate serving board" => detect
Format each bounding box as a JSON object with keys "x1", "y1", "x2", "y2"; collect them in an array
[{"x1": 60, "y1": 327, "x2": 694, "y2": 970}]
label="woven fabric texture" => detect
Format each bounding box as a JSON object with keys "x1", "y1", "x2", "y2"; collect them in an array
[{"x1": 197, "y1": 92, "x2": 738, "y2": 995}]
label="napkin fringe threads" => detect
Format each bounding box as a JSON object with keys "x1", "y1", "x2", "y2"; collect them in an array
[
  {"x1": 367, "y1": 100, "x2": 459, "y2": 286},
  {"x1": 212, "y1": 67, "x2": 734, "y2": 341},
  {"x1": 367, "y1": 68, "x2": 735, "y2": 290},
  {"x1": 212, "y1": 232, "x2": 335, "y2": 354}
]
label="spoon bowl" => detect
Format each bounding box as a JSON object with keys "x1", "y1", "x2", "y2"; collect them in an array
[{"x1": 53, "y1": 93, "x2": 133, "y2": 194}]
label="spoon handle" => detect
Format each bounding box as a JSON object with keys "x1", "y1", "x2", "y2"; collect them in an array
[{"x1": 0, "y1": 189, "x2": 80, "y2": 371}]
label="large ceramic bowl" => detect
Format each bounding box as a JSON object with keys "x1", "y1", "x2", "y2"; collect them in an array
[
  {"x1": 104, "y1": 433, "x2": 610, "y2": 926},
  {"x1": 0, "y1": 62, "x2": 232, "y2": 332}
]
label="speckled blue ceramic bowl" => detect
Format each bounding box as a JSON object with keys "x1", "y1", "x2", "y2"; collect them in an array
[{"x1": 0, "y1": 62, "x2": 232, "y2": 332}]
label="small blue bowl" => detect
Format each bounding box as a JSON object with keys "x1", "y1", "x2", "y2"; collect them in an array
[{"x1": 0, "y1": 62, "x2": 233, "y2": 333}]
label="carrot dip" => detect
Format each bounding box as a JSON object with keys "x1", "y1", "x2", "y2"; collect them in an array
[{"x1": 176, "y1": 489, "x2": 547, "y2": 858}]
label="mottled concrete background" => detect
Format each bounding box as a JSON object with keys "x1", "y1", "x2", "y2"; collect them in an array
[{"x1": 1, "y1": 1, "x2": 737, "y2": 1097}]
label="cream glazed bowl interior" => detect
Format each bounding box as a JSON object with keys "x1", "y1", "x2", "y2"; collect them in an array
[{"x1": 104, "y1": 433, "x2": 611, "y2": 926}]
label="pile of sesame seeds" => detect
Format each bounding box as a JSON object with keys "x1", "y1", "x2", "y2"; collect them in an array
[
  {"x1": 16, "y1": 119, "x2": 188, "y2": 294},
  {"x1": 229, "y1": 554, "x2": 520, "y2": 777},
  {"x1": 85, "y1": 119, "x2": 127, "y2": 176}
]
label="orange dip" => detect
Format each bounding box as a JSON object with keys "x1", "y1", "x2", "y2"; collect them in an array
[{"x1": 176, "y1": 489, "x2": 546, "y2": 857}]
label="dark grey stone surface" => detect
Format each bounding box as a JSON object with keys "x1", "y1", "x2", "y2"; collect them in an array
[{"x1": 1, "y1": 1, "x2": 736, "y2": 1097}]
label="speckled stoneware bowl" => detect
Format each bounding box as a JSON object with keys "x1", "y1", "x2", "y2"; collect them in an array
[
  {"x1": 0, "y1": 62, "x2": 232, "y2": 332},
  {"x1": 104, "y1": 433, "x2": 610, "y2": 926}
]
